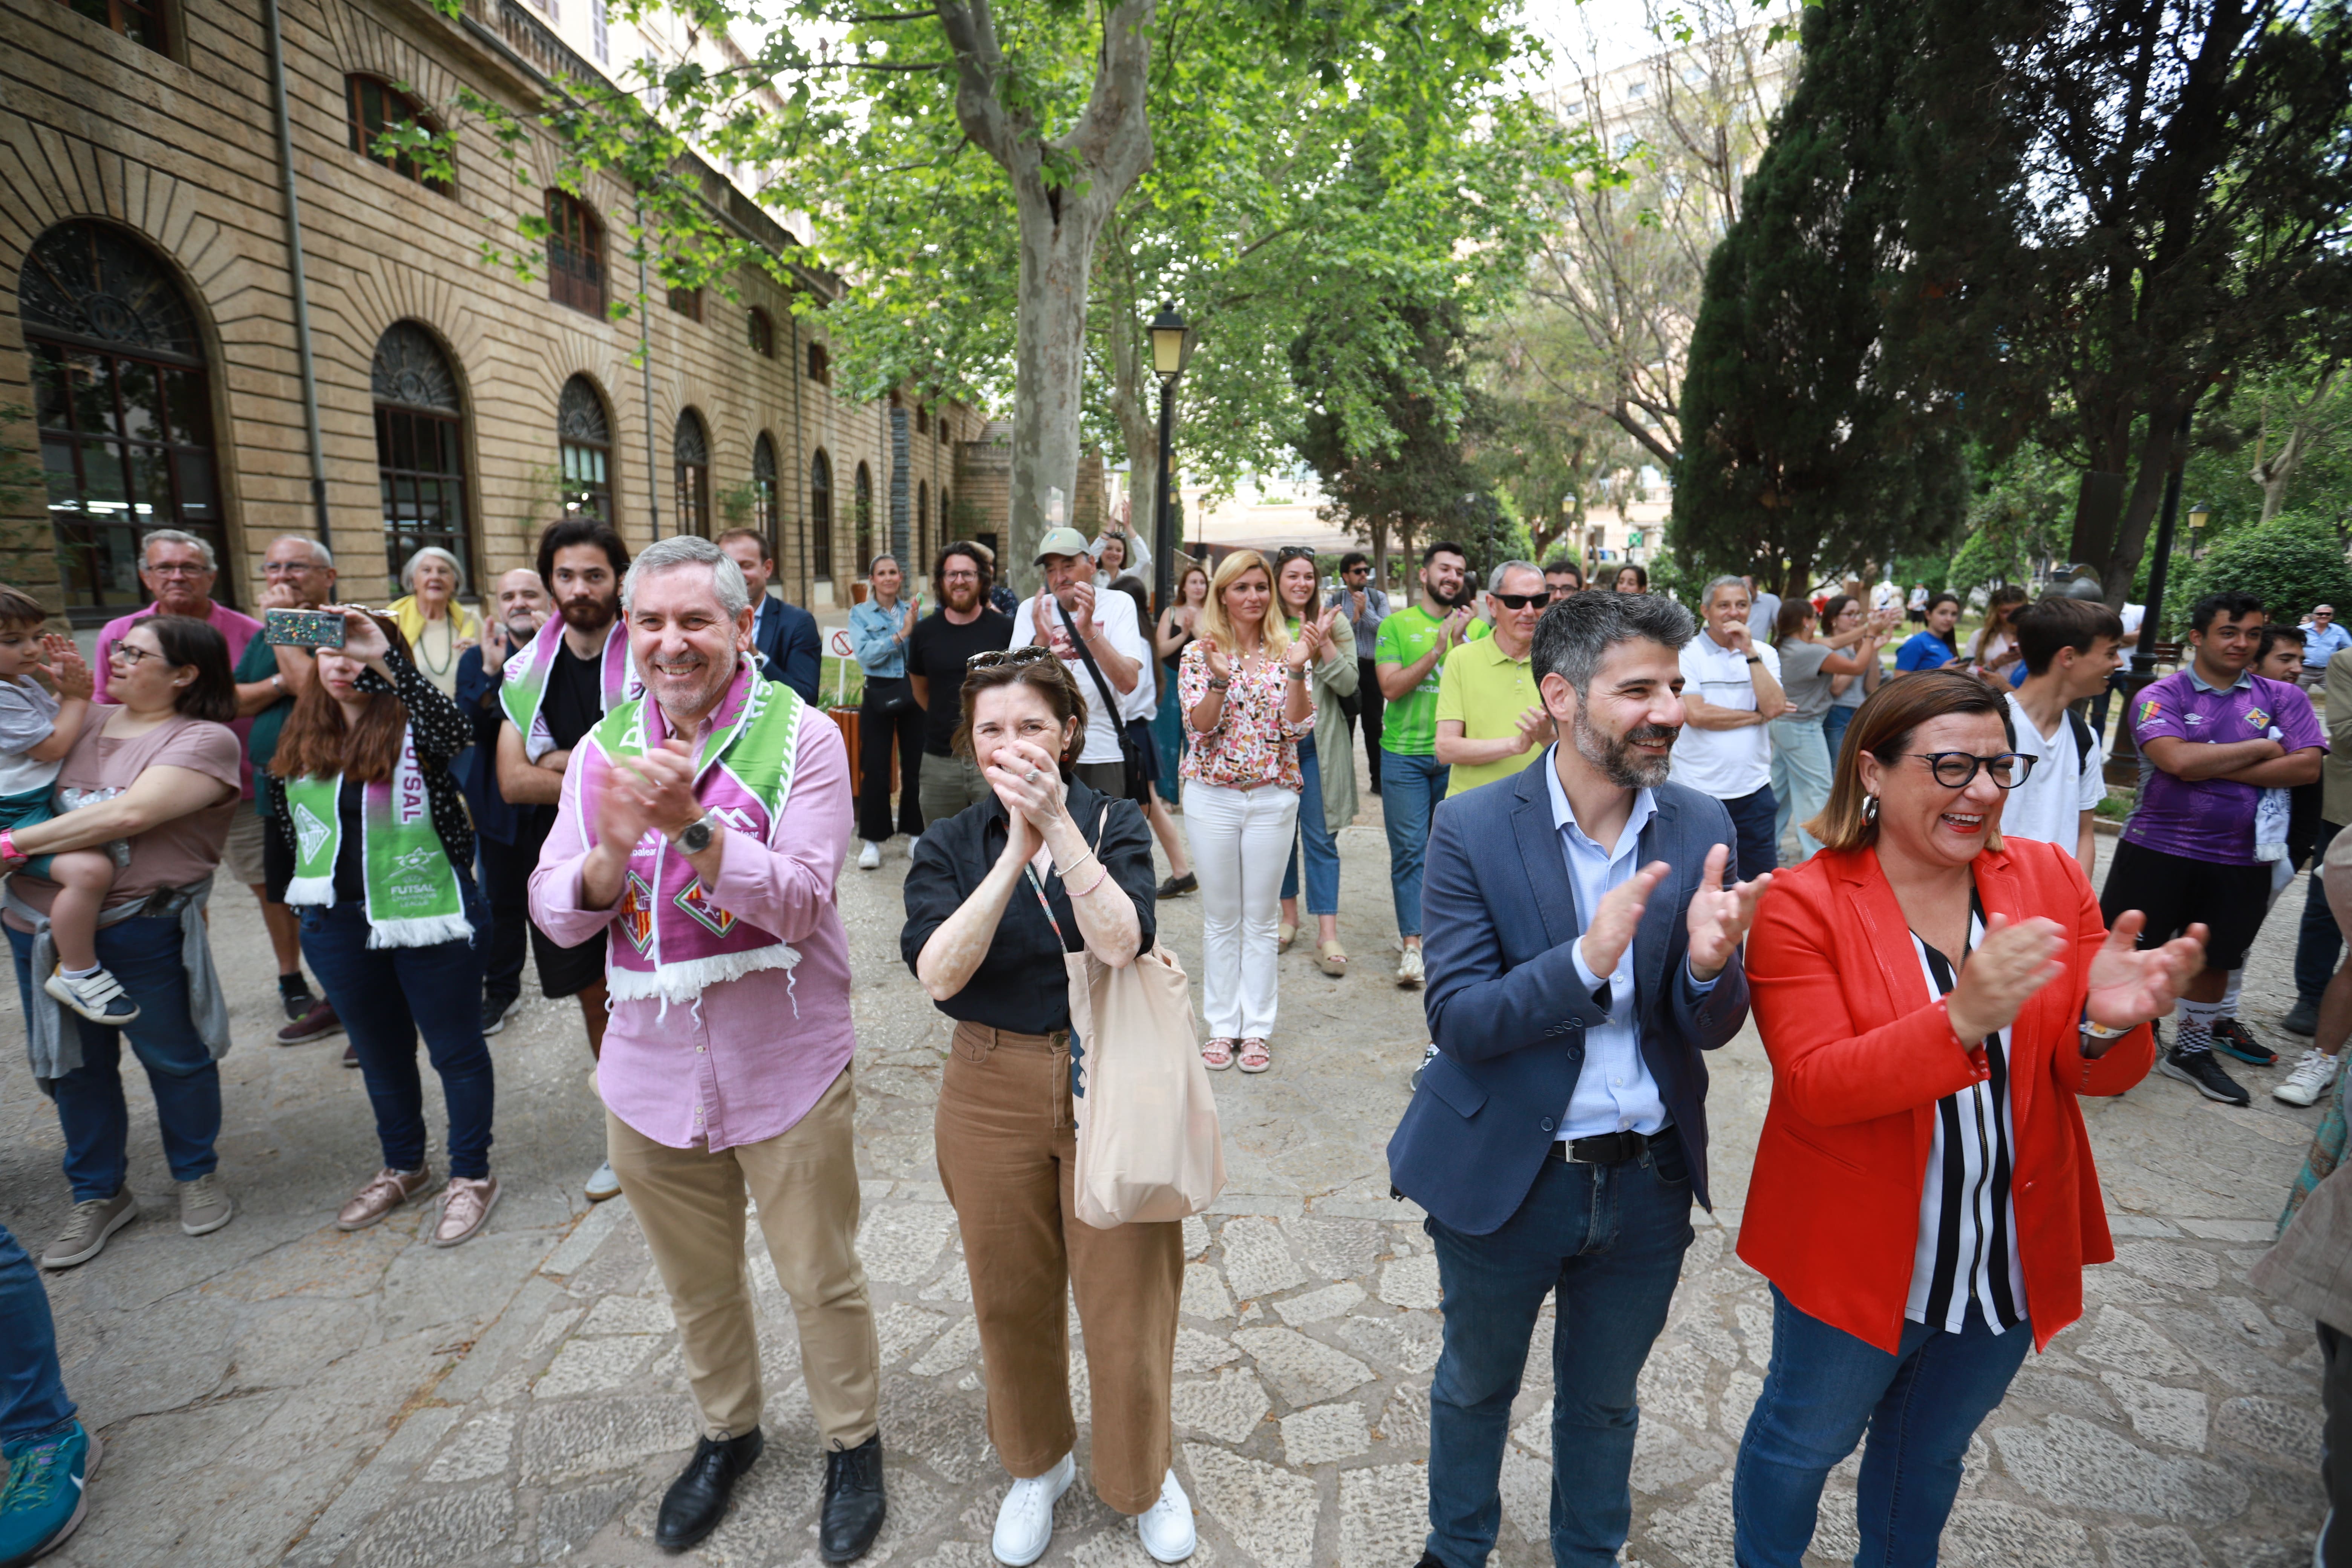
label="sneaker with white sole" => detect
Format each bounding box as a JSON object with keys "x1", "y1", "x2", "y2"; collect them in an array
[
  {"x1": 44, "y1": 966, "x2": 138, "y2": 1026},
  {"x1": 2158, "y1": 1046, "x2": 2251, "y2": 1107},
  {"x1": 178, "y1": 1172, "x2": 235, "y2": 1236},
  {"x1": 991, "y1": 1452, "x2": 1075, "y2": 1566},
  {"x1": 1136, "y1": 1468, "x2": 1196, "y2": 1563},
  {"x1": 40, "y1": 1188, "x2": 136, "y2": 1269},
  {"x1": 1396, "y1": 944, "x2": 1425, "y2": 989},
  {"x1": 0, "y1": 1420, "x2": 102, "y2": 1566},
  {"x1": 585, "y1": 1160, "x2": 623, "y2": 1203},
  {"x1": 2274, "y1": 1047, "x2": 2344, "y2": 1108},
  {"x1": 858, "y1": 840, "x2": 883, "y2": 870}
]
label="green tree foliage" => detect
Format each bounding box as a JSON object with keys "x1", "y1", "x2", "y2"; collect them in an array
[
  {"x1": 1945, "y1": 443, "x2": 2072, "y2": 596},
  {"x1": 1671, "y1": 0, "x2": 1968, "y2": 597},
  {"x1": 1892, "y1": 0, "x2": 2352, "y2": 605},
  {"x1": 2181, "y1": 512, "x2": 2352, "y2": 626}
]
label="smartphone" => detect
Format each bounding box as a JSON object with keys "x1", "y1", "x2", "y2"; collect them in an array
[{"x1": 263, "y1": 608, "x2": 345, "y2": 649}]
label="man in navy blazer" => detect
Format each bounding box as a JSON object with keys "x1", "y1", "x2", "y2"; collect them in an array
[
  {"x1": 719, "y1": 528, "x2": 821, "y2": 703},
  {"x1": 1391, "y1": 589, "x2": 1769, "y2": 1568}
]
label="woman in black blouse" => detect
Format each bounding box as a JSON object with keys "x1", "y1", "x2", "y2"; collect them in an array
[
  {"x1": 267, "y1": 608, "x2": 498, "y2": 1248},
  {"x1": 899, "y1": 648, "x2": 1194, "y2": 1566}
]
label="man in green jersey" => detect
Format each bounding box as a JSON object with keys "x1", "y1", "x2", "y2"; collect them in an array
[{"x1": 1374, "y1": 541, "x2": 1475, "y2": 987}]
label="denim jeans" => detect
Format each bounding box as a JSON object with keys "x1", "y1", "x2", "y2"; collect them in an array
[
  {"x1": 2296, "y1": 820, "x2": 2345, "y2": 1007},
  {"x1": 1733, "y1": 1285, "x2": 2033, "y2": 1567},
  {"x1": 300, "y1": 889, "x2": 496, "y2": 1179},
  {"x1": 0, "y1": 1222, "x2": 74, "y2": 1445},
  {"x1": 1380, "y1": 749, "x2": 1450, "y2": 938},
  {"x1": 1424, "y1": 1134, "x2": 1695, "y2": 1566},
  {"x1": 1822, "y1": 704, "x2": 1856, "y2": 771},
  {"x1": 1769, "y1": 718, "x2": 1833, "y2": 864},
  {"x1": 6, "y1": 914, "x2": 222, "y2": 1202},
  {"x1": 1721, "y1": 783, "x2": 1780, "y2": 881},
  {"x1": 1279, "y1": 737, "x2": 1341, "y2": 917}
]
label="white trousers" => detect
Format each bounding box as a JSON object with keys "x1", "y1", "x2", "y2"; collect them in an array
[{"x1": 1181, "y1": 780, "x2": 1301, "y2": 1040}]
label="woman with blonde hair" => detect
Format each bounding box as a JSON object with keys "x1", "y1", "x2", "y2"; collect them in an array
[
  {"x1": 386, "y1": 546, "x2": 481, "y2": 697},
  {"x1": 1178, "y1": 550, "x2": 1322, "y2": 1073}
]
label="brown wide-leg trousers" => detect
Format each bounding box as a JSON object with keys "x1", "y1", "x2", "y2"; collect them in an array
[
  {"x1": 605, "y1": 1065, "x2": 881, "y2": 1448},
  {"x1": 935, "y1": 1021, "x2": 1184, "y2": 1516}
]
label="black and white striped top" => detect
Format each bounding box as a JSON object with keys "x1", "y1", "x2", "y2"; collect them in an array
[{"x1": 1907, "y1": 905, "x2": 2029, "y2": 1335}]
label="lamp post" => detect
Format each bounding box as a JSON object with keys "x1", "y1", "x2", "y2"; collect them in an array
[
  {"x1": 1148, "y1": 301, "x2": 1191, "y2": 615},
  {"x1": 2186, "y1": 499, "x2": 2211, "y2": 563},
  {"x1": 2107, "y1": 406, "x2": 2196, "y2": 778}
]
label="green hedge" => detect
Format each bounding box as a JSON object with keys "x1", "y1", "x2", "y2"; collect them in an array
[{"x1": 2182, "y1": 511, "x2": 2352, "y2": 626}]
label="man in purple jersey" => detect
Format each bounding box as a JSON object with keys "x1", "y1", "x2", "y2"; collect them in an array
[{"x1": 2102, "y1": 590, "x2": 2325, "y2": 1106}]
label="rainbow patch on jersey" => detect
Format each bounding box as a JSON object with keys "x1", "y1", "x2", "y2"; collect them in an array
[{"x1": 2138, "y1": 698, "x2": 2164, "y2": 724}]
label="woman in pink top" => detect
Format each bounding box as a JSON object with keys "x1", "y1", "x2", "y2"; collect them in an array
[{"x1": 1177, "y1": 550, "x2": 1326, "y2": 1073}]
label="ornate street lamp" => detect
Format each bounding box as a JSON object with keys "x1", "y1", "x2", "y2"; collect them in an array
[
  {"x1": 1148, "y1": 301, "x2": 1191, "y2": 614},
  {"x1": 2186, "y1": 499, "x2": 2211, "y2": 561}
]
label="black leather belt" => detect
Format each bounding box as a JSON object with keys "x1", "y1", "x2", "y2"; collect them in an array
[{"x1": 1548, "y1": 1129, "x2": 1654, "y2": 1165}]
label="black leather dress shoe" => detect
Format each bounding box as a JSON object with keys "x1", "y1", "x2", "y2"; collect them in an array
[
  {"x1": 819, "y1": 1434, "x2": 887, "y2": 1561},
  {"x1": 655, "y1": 1429, "x2": 763, "y2": 1552}
]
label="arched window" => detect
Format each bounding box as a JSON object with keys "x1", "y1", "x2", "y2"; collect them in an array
[
  {"x1": 853, "y1": 462, "x2": 873, "y2": 570},
  {"x1": 747, "y1": 308, "x2": 774, "y2": 359},
  {"x1": 752, "y1": 433, "x2": 778, "y2": 536},
  {"x1": 546, "y1": 191, "x2": 604, "y2": 317},
  {"x1": 810, "y1": 450, "x2": 834, "y2": 581},
  {"x1": 939, "y1": 486, "x2": 953, "y2": 544},
  {"x1": 916, "y1": 481, "x2": 928, "y2": 568},
  {"x1": 22, "y1": 220, "x2": 225, "y2": 618},
  {"x1": 54, "y1": 0, "x2": 165, "y2": 53},
  {"x1": 666, "y1": 283, "x2": 701, "y2": 322},
  {"x1": 673, "y1": 409, "x2": 710, "y2": 537},
  {"x1": 346, "y1": 76, "x2": 451, "y2": 193},
  {"x1": 915, "y1": 403, "x2": 930, "y2": 436},
  {"x1": 557, "y1": 375, "x2": 611, "y2": 521},
  {"x1": 373, "y1": 322, "x2": 470, "y2": 597},
  {"x1": 807, "y1": 342, "x2": 830, "y2": 384}
]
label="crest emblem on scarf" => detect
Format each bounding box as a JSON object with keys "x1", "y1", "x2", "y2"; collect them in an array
[
  {"x1": 294, "y1": 802, "x2": 331, "y2": 864},
  {"x1": 672, "y1": 879, "x2": 738, "y2": 938},
  {"x1": 618, "y1": 872, "x2": 656, "y2": 955}
]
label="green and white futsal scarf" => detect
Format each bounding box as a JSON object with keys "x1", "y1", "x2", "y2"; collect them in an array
[{"x1": 281, "y1": 726, "x2": 473, "y2": 948}]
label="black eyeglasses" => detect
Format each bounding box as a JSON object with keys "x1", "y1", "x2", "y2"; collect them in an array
[
  {"x1": 967, "y1": 645, "x2": 1057, "y2": 671},
  {"x1": 1907, "y1": 751, "x2": 2036, "y2": 789},
  {"x1": 1491, "y1": 592, "x2": 1547, "y2": 610}
]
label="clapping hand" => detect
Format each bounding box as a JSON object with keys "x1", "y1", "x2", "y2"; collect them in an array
[
  {"x1": 1202, "y1": 643, "x2": 1234, "y2": 684},
  {"x1": 2084, "y1": 912, "x2": 2206, "y2": 1046},
  {"x1": 601, "y1": 738, "x2": 703, "y2": 848},
  {"x1": 1686, "y1": 843, "x2": 1769, "y2": 981},
  {"x1": 1514, "y1": 704, "x2": 1553, "y2": 755},
  {"x1": 1442, "y1": 604, "x2": 1475, "y2": 645},
  {"x1": 1580, "y1": 861, "x2": 1669, "y2": 982},
  {"x1": 1946, "y1": 914, "x2": 2067, "y2": 1046},
  {"x1": 1065, "y1": 580, "x2": 1098, "y2": 642},
  {"x1": 42, "y1": 635, "x2": 93, "y2": 701},
  {"x1": 984, "y1": 737, "x2": 1069, "y2": 830}
]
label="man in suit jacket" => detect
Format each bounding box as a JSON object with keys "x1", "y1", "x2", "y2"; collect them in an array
[
  {"x1": 1390, "y1": 589, "x2": 1769, "y2": 1568},
  {"x1": 719, "y1": 528, "x2": 821, "y2": 703}
]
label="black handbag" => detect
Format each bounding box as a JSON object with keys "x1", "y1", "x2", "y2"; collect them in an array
[{"x1": 864, "y1": 675, "x2": 916, "y2": 717}]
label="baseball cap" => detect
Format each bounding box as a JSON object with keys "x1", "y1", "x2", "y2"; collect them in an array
[{"x1": 1035, "y1": 527, "x2": 1090, "y2": 564}]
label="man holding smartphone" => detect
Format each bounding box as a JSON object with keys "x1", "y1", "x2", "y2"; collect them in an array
[{"x1": 233, "y1": 534, "x2": 339, "y2": 1046}]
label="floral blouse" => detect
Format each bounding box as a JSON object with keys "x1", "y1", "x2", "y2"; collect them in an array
[{"x1": 1178, "y1": 637, "x2": 1313, "y2": 793}]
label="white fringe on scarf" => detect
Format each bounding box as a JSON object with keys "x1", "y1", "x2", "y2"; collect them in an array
[{"x1": 606, "y1": 942, "x2": 801, "y2": 1014}]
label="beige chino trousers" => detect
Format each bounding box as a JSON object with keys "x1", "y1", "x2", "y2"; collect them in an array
[{"x1": 605, "y1": 1064, "x2": 880, "y2": 1447}]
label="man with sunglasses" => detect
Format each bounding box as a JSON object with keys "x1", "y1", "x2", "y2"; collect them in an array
[
  {"x1": 2102, "y1": 590, "x2": 2324, "y2": 1106},
  {"x1": 1435, "y1": 561, "x2": 1553, "y2": 798},
  {"x1": 1331, "y1": 552, "x2": 1390, "y2": 793}
]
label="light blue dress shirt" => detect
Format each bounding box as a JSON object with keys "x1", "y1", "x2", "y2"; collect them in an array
[
  {"x1": 2302, "y1": 620, "x2": 2352, "y2": 668},
  {"x1": 1544, "y1": 746, "x2": 1713, "y2": 1140}
]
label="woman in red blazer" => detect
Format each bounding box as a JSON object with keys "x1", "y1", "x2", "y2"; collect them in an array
[{"x1": 1731, "y1": 669, "x2": 2203, "y2": 1568}]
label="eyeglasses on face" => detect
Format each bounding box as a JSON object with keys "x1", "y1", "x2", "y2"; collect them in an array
[
  {"x1": 1906, "y1": 751, "x2": 2036, "y2": 790},
  {"x1": 967, "y1": 644, "x2": 1057, "y2": 671},
  {"x1": 1492, "y1": 592, "x2": 1547, "y2": 611},
  {"x1": 108, "y1": 642, "x2": 161, "y2": 667}
]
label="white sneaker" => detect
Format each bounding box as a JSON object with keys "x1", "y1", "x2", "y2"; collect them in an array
[
  {"x1": 858, "y1": 840, "x2": 883, "y2": 870},
  {"x1": 1136, "y1": 1468, "x2": 1196, "y2": 1563},
  {"x1": 2275, "y1": 1047, "x2": 2344, "y2": 1107},
  {"x1": 907, "y1": 832, "x2": 923, "y2": 859},
  {"x1": 1396, "y1": 944, "x2": 1425, "y2": 989},
  {"x1": 991, "y1": 1452, "x2": 1075, "y2": 1566},
  {"x1": 584, "y1": 1160, "x2": 622, "y2": 1203}
]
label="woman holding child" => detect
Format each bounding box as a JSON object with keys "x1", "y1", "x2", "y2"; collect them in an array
[{"x1": 0, "y1": 605, "x2": 245, "y2": 1269}]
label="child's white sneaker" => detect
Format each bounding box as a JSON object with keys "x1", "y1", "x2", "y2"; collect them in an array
[{"x1": 46, "y1": 966, "x2": 139, "y2": 1025}]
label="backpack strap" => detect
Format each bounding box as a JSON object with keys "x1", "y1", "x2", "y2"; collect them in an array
[{"x1": 2066, "y1": 708, "x2": 2096, "y2": 777}]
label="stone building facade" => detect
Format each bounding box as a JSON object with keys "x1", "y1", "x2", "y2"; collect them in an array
[{"x1": 2, "y1": 0, "x2": 978, "y2": 626}]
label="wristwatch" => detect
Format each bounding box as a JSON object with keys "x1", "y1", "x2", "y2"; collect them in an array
[
  {"x1": 1744, "y1": 654, "x2": 1763, "y2": 665},
  {"x1": 674, "y1": 811, "x2": 721, "y2": 853}
]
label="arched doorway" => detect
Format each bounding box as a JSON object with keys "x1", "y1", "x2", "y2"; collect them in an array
[
  {"x1": 373, "y1": 322, "x2": 471, "y2": 597},
  {"x1": 20, "y1": 220, "x2": 227, "y2": 620}
]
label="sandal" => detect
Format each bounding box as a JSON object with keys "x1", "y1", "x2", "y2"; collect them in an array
[
  {"x1": 1237, "y1": 1038, "x2": 1272, "y2": 1074},
  {"x1": 1278, "y1": 921, "x2": 1297, "y2": 953},
  {"x1": 1315, "y1": 940, "x2": 1350, "y2": 978},
  {"x1": 1201, "y1": 1037, "x2": 1237, "y2": 1071}
]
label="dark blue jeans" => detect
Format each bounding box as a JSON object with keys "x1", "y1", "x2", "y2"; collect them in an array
[
  {"x1": 6, "y1": 914, "x2": 221, "y2": 1202},
  {"x1": 1424, "y1": 1134, "x2": 1696, "y2": 1566},
  {"x1": 1722, "y1": 783, "x2": 1780, "y2": 880},
  {"x1": 2296, "y1": 820, "x2": 2344, "y2": 1007},
  {"x1": 1733, "y1": 1285, "x2": 2033, "y2": 1567},
  {"x1": 299, "y1": 891, "x2": 495, "y2": 1179},
  {"x1": 1380, "y1": 749, "x2": 1450, "y2": 938},
  {"x1": 1280, "y1": 736, "x2": 1341, "y2": 917},
  {"x1": 0, "y1": 1223, "x2": 74, "y2": 1446}
]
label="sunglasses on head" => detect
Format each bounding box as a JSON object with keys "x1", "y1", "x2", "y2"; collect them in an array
[
  {"x1": 1491, "y1": 592, "x2": 1547, "y2": 610},
  {"x1": 967, "y1": 644, "x2": 1057, "y2": 671},
  {"x1": 1273, "y1": 547, "x2": 1316, "y2": 565}
]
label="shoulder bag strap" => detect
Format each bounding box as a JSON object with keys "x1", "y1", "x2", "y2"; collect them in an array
[{"x1": 1056, "y1": 596, "x2": 1124, "y2": 724}]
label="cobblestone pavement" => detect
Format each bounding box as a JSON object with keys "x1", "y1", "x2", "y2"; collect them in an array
[{"x1": 0, "y1": 777, "x2": 2334, "y2": 1567}]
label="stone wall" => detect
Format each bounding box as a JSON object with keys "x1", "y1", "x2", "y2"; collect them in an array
[{"x1": 0, "y1": 0, "x2": 975, "y2": 621}]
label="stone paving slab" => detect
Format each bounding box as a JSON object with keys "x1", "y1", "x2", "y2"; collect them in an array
[{"x1": 0, "y1": 775, "x2": 2332, "y2": 1566}]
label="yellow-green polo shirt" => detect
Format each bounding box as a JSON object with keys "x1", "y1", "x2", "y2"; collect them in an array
[{"x1": 1434, "y1": 633, "x2": 1542, "y2": 796}]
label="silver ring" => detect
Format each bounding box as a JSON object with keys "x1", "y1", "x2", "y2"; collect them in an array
[{"x1": 1025, "y1": 768, "x2": 1041, "y2": 784}]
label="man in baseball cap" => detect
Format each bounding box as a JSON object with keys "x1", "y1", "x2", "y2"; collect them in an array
[{"x1": 1009, "y1": 527, "x2": 1150, "y2": 798}]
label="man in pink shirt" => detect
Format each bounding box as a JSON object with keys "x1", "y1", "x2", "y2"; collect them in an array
[{"x1": 527, "y1": 536, "x2": 885, "y2": 1561}]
